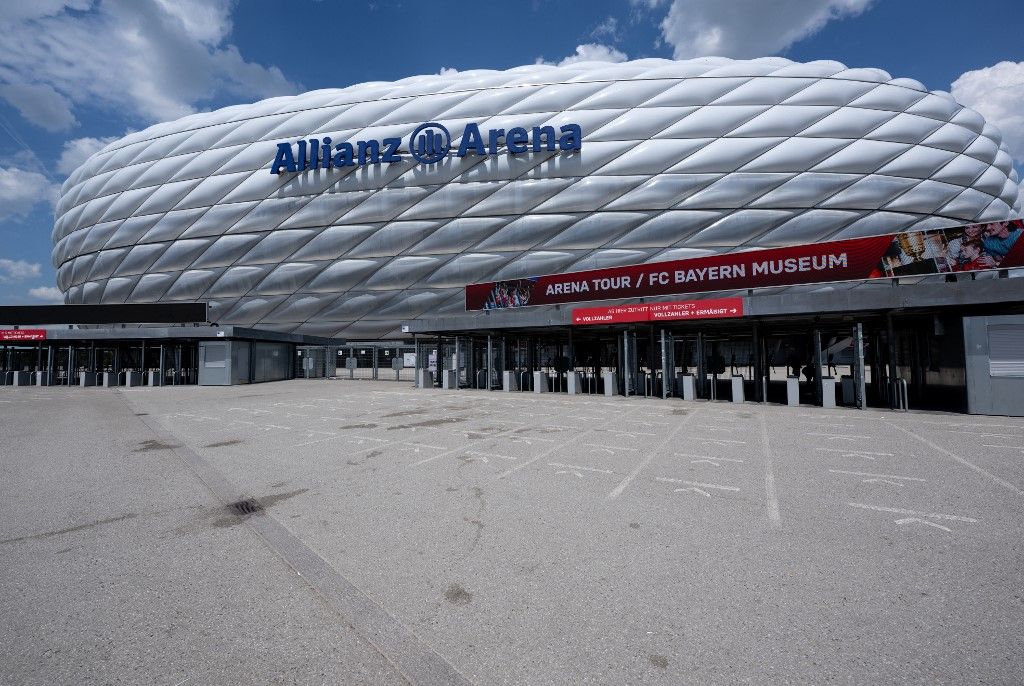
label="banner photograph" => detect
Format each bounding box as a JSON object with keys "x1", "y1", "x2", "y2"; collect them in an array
[{"x1": 466, "y1": 219, "x2": 1024, "y2": 311}]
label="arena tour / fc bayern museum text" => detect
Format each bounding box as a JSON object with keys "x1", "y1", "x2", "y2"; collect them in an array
[{"x1": 51, "y1": 57, "x2": 1023, "y2": 340}]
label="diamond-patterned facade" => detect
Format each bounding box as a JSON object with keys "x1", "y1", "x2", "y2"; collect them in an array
[{"x1": 53, "y1": 57, "x2": 1023, "y2": 339}]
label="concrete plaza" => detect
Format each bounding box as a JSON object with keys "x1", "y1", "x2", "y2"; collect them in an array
[{"x1": 1, "y1": 380, "x2": 1022, "y2": 684}]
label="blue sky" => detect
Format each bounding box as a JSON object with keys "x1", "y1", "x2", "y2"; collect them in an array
[{"x1": 0, "y1": 0, "x2": 1021, "y2": 304}]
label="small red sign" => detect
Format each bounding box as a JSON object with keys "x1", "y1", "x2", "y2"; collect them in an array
[
  {"x1": 572, "y1": 298, "x2": 744, "y2": 326},
  {"x1": 0, "y1": 329, "x2": 47, "y2": 341}
]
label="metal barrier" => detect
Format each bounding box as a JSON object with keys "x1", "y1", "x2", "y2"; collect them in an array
[{"x1": 891, "y1": 378, "x2": 909, "y2": 411}]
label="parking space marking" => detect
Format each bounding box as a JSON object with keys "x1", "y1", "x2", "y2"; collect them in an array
[
  {"x1": 467, "y1": 451, "x2": 516, "y2": 461},
  {"x1": 654, "y1": 476, "x2": 741, "y2": 492},
  {"x1": 829, "y1": 469, "x2": 926, "y2": 482},
  {"x1": 847, "y1": 502, "x2": 978, "y2": 523},
  {"x1": 807, "y1": 432, "x2": 871, "y2": 441},
  {"x1": 584, "y1": 443, "x2": 639, "y2": 453},
  {"x1": 885, "y1": 419, "x2": 1024, "y2": 497},
  {"x1": 895, "y1": 518, "x2": 952, "y2": 532},
  {"x1": 548, "y1": 462, "x2": 614, "y2": 475},
  {"x1": 488, "y1": 429, "x2": 594, "y2": 482},
  {"x1": 693, "y1": 437, "x2": 747, "y2": 446},
  {"x1": 607, "y1": 409, "x2": 700, "y2": 501},
  {"x1": 759, "y1": 412, "x2": 782, "y2": 527},
  {"x1": 816, "y1": 447, "x2": 891, "y2": 460}
]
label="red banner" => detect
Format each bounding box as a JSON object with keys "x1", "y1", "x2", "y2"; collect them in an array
[
  {"x1": 573, "y1": 298, "x2": 744, "y2": 325},
  {"x1": 0, "y1": 329, "x2": 46, "y2": 341},
  {"x1": 466, "y1": 219, "x2": 1024, "y2": 310}
]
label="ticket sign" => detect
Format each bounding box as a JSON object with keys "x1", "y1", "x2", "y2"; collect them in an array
[
  {"x1": 572, "y1": 298, "x2": 744, "y2": 326},
  {"x1": 0, "y1": 329, "x2": 46, "y2": 341}
]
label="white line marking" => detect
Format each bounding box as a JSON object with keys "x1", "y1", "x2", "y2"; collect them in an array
[
  {"x1": 847, "y1": 502, "x2": 978, "y2": 523},
  {"x1": 548, "y1": 462, "x2": 614, "y2": 474},
  {"x1": 694, "y1": 437, "x2": 746, "y2": 445},
  {"x1": 894, "y1": 517, "x2": 951, "y2": 532},
  {"x1": 884, "y1": 419, "x2": 1024, "y2": 497},
  {"x1": 655, "y1": 477, "x2": 740, "y2": 492},
  {"x1": 816, "y1": 447, "x2": 894, "y2": 456},
  {"x1": 467, "y1": 450, "x2": 516, "y2": 461},
  {"x1": 607, "y1": 410, "x2": 701, "y2": 501},
  {"x1": 982, "y1": 443, "x2": 1024, "y2": 450},
  {"x1": 585, "y1": 443, "x2": 639, "y2": 452},
  {"x1": 488, "y1": 432, "x2": 589, "y2": 482},
  {"x1": 675, "y1": 487, "x2": 711, "y2": 498},
  {"x1": 941, "y1": 429, "x2": 1024, "y2": 438},
  {"x1": 760, "y1": 412, "x2": 781, "y2": 527},
  {"x1": 807, "y1": 432, "x2": 871, "y2": 441},
  {"x1": 829, "y1": 469, "x2": 926, "y2": 482},
  {"x1": 673, "y1": 452, "x2": 744, "y2": 462}
]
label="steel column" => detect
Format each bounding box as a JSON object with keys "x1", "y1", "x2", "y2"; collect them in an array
[
  {"x1": 853, "y1": 322, "x2": 866, "y2": 410},
  {"x1": 813, "y1": 329, "x2": 824, "y2": 407},
  {"x1": 486, "y1": 335, "x2": 493, "y2": 391},
  {"x1": 660, "y1": 329, "x2": 669, "y2": 399}
]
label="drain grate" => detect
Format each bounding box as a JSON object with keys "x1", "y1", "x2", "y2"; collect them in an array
[{"x1": 227, "y1": 498, "x2": 264, "y2": 516}]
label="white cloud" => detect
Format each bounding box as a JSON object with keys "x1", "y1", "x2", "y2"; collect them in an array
[
  {"x1": 0, "y1": 82, "x2": 77, "y2": 131},
  {"x1": 658, "y1": 0, "x2": 872, "y2": 59},
  {"x1": 540, "y1": 44, "x2": 629, "y2": 67},
  {"x1": 0, "y1": 0, "x2": 300, "y2": 130},
  {"x1": 951, "y1": 61, "x2": 1024, "y2": 164},
  {"x1": 28, "y1": 285, "x2": 63, "y2": 302},
  {"x1": 57, "y1": 136, "x2": 119, "y2": 175},
  {"x1": 0, "y1": 258, "x2": 42, "y2": 281},
  {"x1": 591, "y1": 16, "x2": 619, "y2": 42},
  {"x1": 0, "y1": 167, "x2": 59, "y2": 220},
  {"x1": 439, "y1": 67, "x2": 459, "y2": 76}
]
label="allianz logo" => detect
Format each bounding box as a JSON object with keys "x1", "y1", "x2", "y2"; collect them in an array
[{"x1": 270, "y1": 121, "x2": 582, "y2": 175}]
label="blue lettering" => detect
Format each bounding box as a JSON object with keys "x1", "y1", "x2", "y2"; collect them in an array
[
  {"x1": 321, "y1": 137, "x2": 333, "y2": 169},
  {"x1": 357, "y1": 140, "x2": 380, "y2": 164},
  {"x1": 457, "y1": 123, "x2": 486, "y2": 157},
  {"x1": 332, "y1": 142, "x2": 354, "y2": 167},
  {"x1": 381, "y1": 137, "x2": 402, "y2": 163},
  {"x1": 309, "y1": 138, "x2": 320, "y2": 169},
  {"x1": 532, "y1": 126, "x2": 557, "y2": 152},
  {"x1": 558, "y1": 124, "x2": 582, "y2": 151},
  {"x1": 272, "y1": 121, "x2": 583, "y2": 173},
  {"x1": 270, "y1": 143, "x2": 296, "y2": 175},
  {"x1": 488, "y1": 128, "x2": 505, "y2": 155},
  {"x1": 506, "y1": 127, "x2": 528, "y2": 154}
]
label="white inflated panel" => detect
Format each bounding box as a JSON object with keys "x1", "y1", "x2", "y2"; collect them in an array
[{"x1": 52, "y1": 58, "x2": 1022, "y2": 339}]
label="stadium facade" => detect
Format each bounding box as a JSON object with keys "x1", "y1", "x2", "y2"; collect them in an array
[{"x1": 50, "y1": 57, "x2": 1022, "y2": 341}]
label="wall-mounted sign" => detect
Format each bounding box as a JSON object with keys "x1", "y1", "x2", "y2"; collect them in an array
[
  {"x1": 270, "y1": 121, "x2": 582, "y2": 174},
  {"x1": 466, "y1": 219, "x2": 1024, "y2": 310},
  {"x1": 0, "y1": 329, "x2": 46, "y2": 341},
  {"x1": 572, "y1": 298, "x2": 744, "y2": 326}
]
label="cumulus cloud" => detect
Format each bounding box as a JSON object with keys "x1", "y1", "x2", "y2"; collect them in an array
[
  {"x1": 657, "y1": 0, "x2": 872, "y2": 59},
  {"x1": 439, "y1": 67, "x2": 459, "y2": 76},
  {"x1": 951, "y1": 61, "x2": 1024, "y2": 164},
  {"x1": 0, "y1": 0, "x2": 300, "y2": 131},
  {"x1": 0, "y1": 167, "x2": 59, "y2": 220},
  {"x1": 538, "y1": 44, "x2": 629, "y2": 66},
  {"x1": 28, "y1": 285, "x2": 63, "y2": 302},
  {"x1": 0, "y1": 258, "x2": 42, "y2": 281},
  {"x1": 591, "y1": 17, "x2": 620, "y2": 42},
  {"x1": 57, "y1": 136, "x2": 120, "y2": 175},
  {"x1": 0, "y1": 83, "x2": 77, "y2": 132}
]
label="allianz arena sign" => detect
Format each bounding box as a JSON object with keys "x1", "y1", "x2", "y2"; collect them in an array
[{"x1": 270, "y1": 121, "x2": 584, "y2": 174}]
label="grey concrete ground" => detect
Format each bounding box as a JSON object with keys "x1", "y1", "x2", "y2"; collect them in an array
[{"x1": 1, "y1": 380, "x2": 1022, "y2": 685}]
